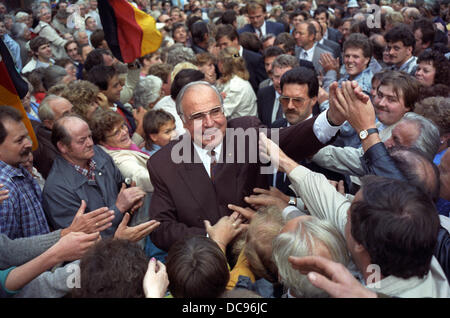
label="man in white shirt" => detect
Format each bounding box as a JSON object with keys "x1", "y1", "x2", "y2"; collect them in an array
[{"x1": 146, "y1": 81, "x2": 346, "y2": 251}]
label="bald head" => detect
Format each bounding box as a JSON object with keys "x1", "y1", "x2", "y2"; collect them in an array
[
  {"x1": 390, "y1": 147, "x2": 440, "y2": 201},
  {"x1": 404, "y1": 7, "x2": 420, "y2": 24}
]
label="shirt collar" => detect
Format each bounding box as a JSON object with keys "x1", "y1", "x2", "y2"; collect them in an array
[
  {"x1": 193, "y1": 141, "x2": 223, "y2": 162},
  {"x1": 0, "y1": 160, "x2": 28, "y2": 178},
  {"x1": 398, "y1": 56, "x2": 416, "y2": 70},
  {"x1": 305, "y1": 42, "x2": 316, "y2": 56}
]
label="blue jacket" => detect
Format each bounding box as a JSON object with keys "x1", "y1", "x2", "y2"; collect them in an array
[{"x1": 238, "y1": 21, "x2": 285, "y2": 36}]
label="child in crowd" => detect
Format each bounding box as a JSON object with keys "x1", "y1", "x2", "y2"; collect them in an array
[
  {"x1": 141, "y1": 109, "x2": 176, "y2": 156},
  {"x1": 141, "y1": 109, "x2": 176, "y2": 262}
]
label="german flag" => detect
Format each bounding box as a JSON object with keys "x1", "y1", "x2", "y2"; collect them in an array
[
  {"x1": 98, "y1": 0, "x2": 162, "y2": 63},
  {"x1": 0, "y1": 38, "x2": 38, "y2": 150}
]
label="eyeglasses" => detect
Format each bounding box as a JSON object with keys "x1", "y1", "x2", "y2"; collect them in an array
[
  {"x1": 279, "y1": 96, "x2": 306, "y2": 107},
  {"x1": 185, "y1": 106, "x2": 224, "y2": 121},
  {"x1": 106, "y1": 123, "x2": 128, "y2": 138}
]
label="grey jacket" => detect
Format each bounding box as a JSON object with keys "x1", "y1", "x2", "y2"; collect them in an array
[
  {"x1": 0, "y1": 230, "x2": 61, "y2": 269},
  {"x1": 294, "y1": 44, "x2": 333, "y2": 75},
  {"x1": 42, "y1": 146, "x2": 125, "y2": 238}
]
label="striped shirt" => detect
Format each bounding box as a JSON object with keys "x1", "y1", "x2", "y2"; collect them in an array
[{"x1": 0, "y1": 161, "x2": 50, "y2": 239}]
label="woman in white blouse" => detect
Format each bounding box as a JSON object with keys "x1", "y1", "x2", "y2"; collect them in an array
[{"x1": 216, "y1": 47, "x2": 257, "y2": 120}]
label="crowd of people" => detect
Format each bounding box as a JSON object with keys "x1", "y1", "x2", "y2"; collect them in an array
[{"x1": 0, "y1": 0, "x2": 449, "y2": 298}]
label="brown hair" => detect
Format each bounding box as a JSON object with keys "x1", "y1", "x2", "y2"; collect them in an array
[
  {"x1": 244, "y1": 206, "x2": 284, "y2": 283},
  {"x1": 89, "y1": 109, "x2": 124, "y2": 144},
  {"x1": 166, "y1": 236, "x2": 229, "y2": 298},
  {"x1": 72, "y1": 239, "x2": 147, "y2": 298},
  {"x1": 61, "y1": 80, "x2": 100, "y2": 121},
  {"x1": 218, "y1": 46, "x2": 249, "y2": 83}
]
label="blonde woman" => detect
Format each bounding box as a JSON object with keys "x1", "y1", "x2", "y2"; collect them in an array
[{"x1": 216, "y1": 47, "x2": 257, "y2": 120}]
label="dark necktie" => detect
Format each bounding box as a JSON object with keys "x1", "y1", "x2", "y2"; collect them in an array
[
  {"x1": 208, "y1": 149, "x2": 217, "y2": 181},
  {"x1": 275, "y1": 171, "x2": 285, "y2": 190},
  {"x1": 257, "y1": 27, "x2": 263, "y2": 39},
  {"x1": 275, "y1": 97, "x2": 284, "y2": 120}
]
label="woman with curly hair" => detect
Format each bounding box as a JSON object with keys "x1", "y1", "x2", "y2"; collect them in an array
[
  {"x1": 216, "y1": 47, "x2": 257, "y2": 119},
  {"x1": 415, "y1": 50, "x2": 450, "y2": 87},
  {"x1": 61, "y1": 80, "x2": 100, "y2": 121}
]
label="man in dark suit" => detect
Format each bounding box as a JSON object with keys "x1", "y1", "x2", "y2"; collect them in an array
[
  {"x1": 314, "y1": 6, "x2": 343, "y2": 44},
  {"x1": 310, "y1": 19, "x2": 341, "y2": 59},
  {"x1": 293, "y1": 21, "x2": 333, "y2": 75},
  {"x1": 147, "y1": 81, "x2": 346, "y2": 251},
  {"x1": 257, "y1": 54, "x2": 299, "y2": 127},
  {"x1": 216, "y1": 24, "x2": 268, "y2": 93},
  {"x1": 237, "y1": 1, "x2": 285, "y2": 37},
  {"x1": 271, "y1": 67, "x2": 343, "y2": 196}
]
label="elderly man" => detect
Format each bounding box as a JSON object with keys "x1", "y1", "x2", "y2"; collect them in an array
[
  {"x1": 32, "y1": 95, "x2": 73, "y2": 179},
  {"x1": 273, "y1": 214, "x2": 350, "y2": 298},
  {"x1": 146, "y1": 80, "x2": 346, "y2": 251},
  {"x1": 32, "y1": 6, "x2": 68, "y2": 60},
  {"x1": 0, "y1": 106, "x2": 113, "y2": 240},
  {"x1": 311, "y1": 71, "x2": 424, "y2": 180},
  {"x1": 42, "y1": 115, "x2": 158, "y2": 241},
  {"x1": 257, "y1": 84, "x2": 450, "y2": 297}
]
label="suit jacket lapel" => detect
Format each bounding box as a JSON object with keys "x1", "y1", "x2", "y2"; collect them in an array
[{"x1": 177, "y1": 141, "x2": 221, "y2": 220}]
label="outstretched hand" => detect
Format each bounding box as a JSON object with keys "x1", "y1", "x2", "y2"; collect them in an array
[
  {"x1": 259, "y1": 132, "x2": 298, "y2": 174},
  {"x1": 289, "y1": 255, "x2": 377, "y2": 298},
  {"x1": 335, "y1": 81, "x2": 376, "y2": 132},
  {"x1": 63, "y1": 200, "x2": 115, "y2": 236},
  {"x1": 204, "y1": 214, "x2": 245, "y2": 252},
  {"x1": 114, "y1": 213, "x2": 160, "y2": 242}
]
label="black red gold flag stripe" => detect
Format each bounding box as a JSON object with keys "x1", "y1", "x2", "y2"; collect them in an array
[
  {"x1": 0, "y1": 38, "x2": 38, "y2": 150},
  {"x1": 98, "y1": 0, "x2": 162, "y2": 63}
]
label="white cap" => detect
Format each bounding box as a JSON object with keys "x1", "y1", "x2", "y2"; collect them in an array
[{"x1": 348, "y1": 0, "x2": 360, "y2": 8}]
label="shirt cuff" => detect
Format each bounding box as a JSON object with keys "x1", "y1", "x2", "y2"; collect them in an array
[
  {"x1": 313, "y1": 110, "x2": 342, "y2": 144},
  {"x1": 282, "y1": 205, "x2": 306, "y2": 221}
]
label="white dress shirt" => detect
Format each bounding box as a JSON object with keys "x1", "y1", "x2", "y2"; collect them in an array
[{"x1": 192, "y1": 142, "x2": 223, "y2": 178}]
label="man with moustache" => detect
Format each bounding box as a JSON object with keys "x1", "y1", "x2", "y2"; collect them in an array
[
  {"x1": 0, "y1": 106, "x2": 50, "y2": 239},
  {"x1": 147, "y1": 81, "x2": 346, "y2": 251}
]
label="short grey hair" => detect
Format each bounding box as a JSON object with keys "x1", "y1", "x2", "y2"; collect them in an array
[
  {"x1": 38, "y1": 94, "x2": 65, "y2": 122},
  {"x1": 401, "y1": 112, "x2": 441, "y2": 161},
  {"x1": 15, "y1": 12, "x2": 29, "y2": 23},
  {"x1": 73, "y1": 30, "x2": 87, "y2": 41},
  {"x1": 166, "y1": 44, "x2": 197, "y2": 67},
  {"x1": 175, "y1": 81, "x2": 223, "y2": 120},
  {"x1": 272, "y1": 54, "x2": 300, "y2": 70},
  {"x1": 134, "y1": 75, "x2": 163, "y2": 108},
  {"x1": 42, "y1": 65, "x2": 67, "y2": 91},
  {"x1": 272, "y1": 217, "x2": 350, "y2": 298},
  {"x1": 10, "y1": 22, "x2": 28, "y2": 40}
]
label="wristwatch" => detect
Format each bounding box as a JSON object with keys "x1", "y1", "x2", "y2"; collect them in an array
[
  {"x1": 288, "y1": 197, "x2": 297, "y2": 206},
  {"x1": 359, "y1": 128, "x2": 378, "y2": 140}
]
